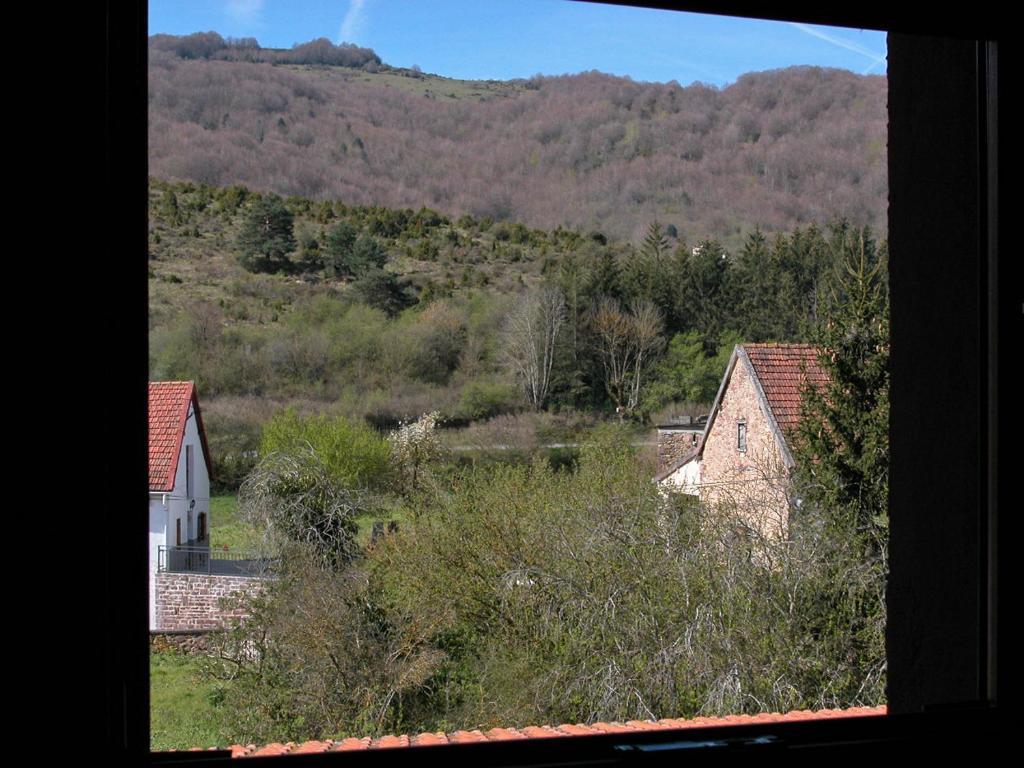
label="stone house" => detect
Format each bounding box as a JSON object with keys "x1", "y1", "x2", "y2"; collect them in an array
[{"x1": 656, "y1": 343, "x2": 828, "y2": 540}]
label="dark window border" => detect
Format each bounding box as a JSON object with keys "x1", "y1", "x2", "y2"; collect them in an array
[{"x1": 106, "y1": 1, "x2": 1008, "y2": 763}]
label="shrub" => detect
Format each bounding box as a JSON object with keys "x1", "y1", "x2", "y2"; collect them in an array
[
  {"x1": 259, "y1": 409, "x2": 393, "y2": 490},
  {"x1": 452, "y1": 379, "x2": 521, "y2": 422}
]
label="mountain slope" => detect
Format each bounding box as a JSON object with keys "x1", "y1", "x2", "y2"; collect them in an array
[{"x1": 149, "y1": 48, "x2": 887, "y2": 244}]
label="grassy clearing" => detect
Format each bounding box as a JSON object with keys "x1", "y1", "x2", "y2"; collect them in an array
[
  {"x1": 213, "y1": 492, "x2": 410, "y2": 550},
  {"x1": 355, "y1": 506, "x2": 412, "y2": 547},
  {"x1": 209, "y1": 495, "x2": 265, "y2": 552},
  {"x1": 150, "y1": 651, "x2": 231, "y2": 752}
]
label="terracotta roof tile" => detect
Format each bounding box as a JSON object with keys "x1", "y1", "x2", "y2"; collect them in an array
[
  {"x1": 555, "y1": 723, "x2": 600, "y2": 736},
  {"x1": 249, "y1": 742, "x2": 291, "y2": 757},
  {"x1": 484, "y1": 727, "x2": 528, "y2": 741},
  {"x1": 742, "y1": 344, "x2": 829, "y2": 436},
  {"x1": 292, "y1": 740, "x2": 332, "y2": 754},
  {"x1": 209, "y1": 706, "x2": 887, "y2": 757},
  {"x1": 591, "y1": 721, "x2": 637, "y2": 733},
  {"x1": 333, "y1": 737, "x2": 371, "y2": 751},
  {"x1": 372, "y1": 734, "x2": 410, "y2": 749},
  {"x1": 518, "y1": 725, "x2": 561, "y2": 739},
  {"x1": 448, "y1": 729, "x2": 488, "y2": 744},
  {"x1": 148, "y1": 381, "x2": 213, "y2": 492},
  {"x1": 410, "y1": 732, "x2": 450, "y2": 746}
]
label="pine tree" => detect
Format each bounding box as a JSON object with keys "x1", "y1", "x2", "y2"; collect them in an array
[
  {"x1": 641, "y1": 219, "x2": 668, "y2": 260},
  {"x1": 236, "y1": 195, "x2": 296, "y2": 273},
  {"x1": 794, "y1": 226, "x2": 889, "y2": 552}
]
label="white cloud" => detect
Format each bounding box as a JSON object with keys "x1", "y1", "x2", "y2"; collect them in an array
[
  {"x1": 225, "y1": 0, "x2": 265, "y2": 27},
  {"x1": 340, "y1": 0, "x2": 369, "y2": 43},
  {"x1": 790, "y1": 22, "x2": 886, "y2": 73}
]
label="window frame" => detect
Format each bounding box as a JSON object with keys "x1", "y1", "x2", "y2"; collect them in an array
[{"x1": 106, "y1": 1, "x2": 1006, "y2": 763}]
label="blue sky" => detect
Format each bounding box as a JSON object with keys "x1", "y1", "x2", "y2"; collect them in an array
[{"x1": 148, "y1": 1, "x2": 886, "y2": 87}]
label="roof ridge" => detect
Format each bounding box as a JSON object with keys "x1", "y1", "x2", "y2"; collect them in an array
[{"x1": 741, "y1": 342, "x2": 818, "y2": 347}]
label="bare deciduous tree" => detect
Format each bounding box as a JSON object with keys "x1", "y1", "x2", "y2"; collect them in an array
[
  {"x1": 591, "y1": 297, "x2": 664, "y2": 415},
  {"x1": 504, "y1": 286, "x2": 566, "y2": 410},
  {"x1": 628, "y1": 298, "x2": 665, "y2": 411}
]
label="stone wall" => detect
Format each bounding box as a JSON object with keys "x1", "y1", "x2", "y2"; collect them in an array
[
  {"x1": 657, "y1": 429, "x2": 702, "y2": 471},
  {"x1": 150, "y1": 631, "x2": 215, "y2": 654},
  {"x1": 699, "y1": 357, "x2": 790, "y2": 541},
  {"x1": 155, "y1": 572, "x2": 266, "y2": 631}
]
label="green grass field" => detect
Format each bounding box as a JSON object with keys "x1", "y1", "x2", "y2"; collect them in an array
[
  {"x1": 211, "y1": 493, "x2": 408, "y2": 549},
  {"x1": 209, "y1": 495, "x2": 265, "y2": 552},
  {"x1": 152, "y1": 494, "x2": 409, "y2": 750},
  {"x1": 150, "y1": 651, "x2": 232, "y2": 752}
]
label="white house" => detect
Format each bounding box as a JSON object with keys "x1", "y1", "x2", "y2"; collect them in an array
[{"x1": 148, "y1": 381, "x2": 212, "y2": 629}]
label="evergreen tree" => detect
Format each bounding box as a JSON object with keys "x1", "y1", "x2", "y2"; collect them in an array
[
  {"x1": 236, "y1": 195, "x2": 296, "y2": 273},
  {"x1": 673, "y1": 239, "x2": 730, "y2": 349},
  {"x1": 350, "y1": 235, "x2": 388, "y2": 275},
  {"x1": 324, "y1": 226, "x2": 387, "y2": 279},
  {"x1": 585, "y1": 247, "x2": 622, "y2": 303},
  {"x1": 794, "y1": 226, "x2": 889, "y2": 552},
  {"x1": 641, "y1": 219, "x2": 669, "y2": 260},
  {"x1": 159, "y1": 188, "x2": 183, "y2": 226},
  {"x1": 728, "y1": 228, "x2": 774, "y2": 340},
  {"x1": 323, "y1": 221, "x2": 359, "y2": 277},
  {"x1": 350, "y1": 268, "x2": 413, "y2": 316}
]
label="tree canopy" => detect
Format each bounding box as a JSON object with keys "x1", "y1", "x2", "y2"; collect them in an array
[
  {"x1": 236, "y1": 196, "x2": 296, "y2": 273},
  {"x1": 794, "y1": 224, "x2": 889, "y2": 550}
]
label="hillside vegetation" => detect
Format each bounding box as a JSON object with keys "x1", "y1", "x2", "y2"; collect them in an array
[
  {"x1": 149, "y1": 34, "x2": 887, "y2": 244},
  {"x1": 149, "y1": 178, "x2": 884, "y2": 491}
]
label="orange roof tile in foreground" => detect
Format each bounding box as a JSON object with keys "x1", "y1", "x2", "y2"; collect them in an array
[{"x1": 172, "y1": 706, "x2": 886, "y2": 757}]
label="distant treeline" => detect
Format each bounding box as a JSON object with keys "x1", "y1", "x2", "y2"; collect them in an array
[{"x1": 149, "y1": 32, "x2": 382, "y2": 70}]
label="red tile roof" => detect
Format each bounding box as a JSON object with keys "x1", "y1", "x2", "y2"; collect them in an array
[
  {"x1": 742, "y1": 343, "x2": 829, "y2": 436},
  {"x1": 148, "y1": 381, "x2": 212, "y2": 492},
  {"x1": 169, "y1": 706, "x2": 885, "y2": 757}
]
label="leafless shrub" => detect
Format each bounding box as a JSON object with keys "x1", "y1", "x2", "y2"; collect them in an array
[{"x1": 238, "y1": 446, "x2": 365, "y2": 567}]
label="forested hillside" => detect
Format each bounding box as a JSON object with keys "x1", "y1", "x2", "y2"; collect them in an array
[
  {"x1": 149, "y1": 34, "x2": 887, "y2": 245},
  {"x1": 149, "y1": 179, "x2": 885, "y2": 489}
]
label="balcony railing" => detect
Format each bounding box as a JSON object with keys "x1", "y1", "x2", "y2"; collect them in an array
[{"x1": 157, "y1": 545, "x2": 275, "y2": 577}]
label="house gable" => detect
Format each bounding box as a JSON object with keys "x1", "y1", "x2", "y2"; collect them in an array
[
  {"x1": 699, "y1": 349, "x2": 787, "y2": 489},
  {"x1": 675, "y1": 343, "x2": 828, "y2": 540},
  {"x1": 148, "y1": 381, "x2": 213, "y2": 492}
]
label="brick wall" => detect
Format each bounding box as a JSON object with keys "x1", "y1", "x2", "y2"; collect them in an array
[
  {"x1": 699, "y1": 358, "x2": 790, "y2": 541},
  {"x1": 155, "y1": 572, "x2": 267, "y2": 631}
]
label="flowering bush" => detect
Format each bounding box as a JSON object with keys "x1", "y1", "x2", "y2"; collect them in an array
[{"x1": 389, "y1": 411, "x2": 443, "y2": 492}]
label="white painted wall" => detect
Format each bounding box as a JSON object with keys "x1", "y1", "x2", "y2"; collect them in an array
[
  {"x1": 148, "y1": 497, "x2": 168, "y2": 629},
  {"x1": 661, "y1": 457, "x2": 701, "y2": 495},
  {"x1": 149, "y1": 401, "x2": 212, "y2": 630}
]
